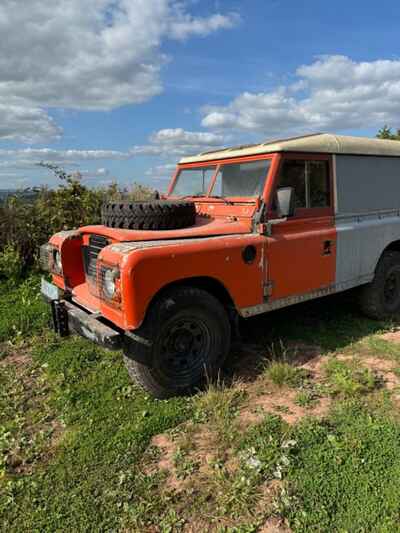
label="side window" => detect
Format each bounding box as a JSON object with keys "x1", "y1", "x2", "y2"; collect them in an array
[
  {"x1": 278, "y1": 160, "x2": 306, "y2": 208},
  {"x1": 309, "y1": 161, "x2": 330, "y2": 207},
  {"x1": 277, "y1": 159, "x2": 330, "y2": 211}
]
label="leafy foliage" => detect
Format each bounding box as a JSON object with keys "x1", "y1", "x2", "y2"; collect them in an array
[
  {"x1": 377, "y1": 125, "x2": 400, "y2": 140},
  {"x1": 0, "y1": 164, "x2": 154, "y2": 277}
]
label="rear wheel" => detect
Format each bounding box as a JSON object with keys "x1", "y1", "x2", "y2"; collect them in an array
[
  {"x1": 358, "y1": 251, "x2": 400, "y2": 319},
  {"x1": 123, "y1": 287, "x2": 231, "y2": 399}
]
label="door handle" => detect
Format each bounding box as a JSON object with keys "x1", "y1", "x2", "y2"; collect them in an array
[{"x1": 323, "y1": 240, "x2": 334, "y2": 255}]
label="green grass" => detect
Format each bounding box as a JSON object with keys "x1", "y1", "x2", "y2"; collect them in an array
[
  {"x1": 0, "y1": 276, "x2": 48, "y2": 344},
  {"x1": 0, "y1": 278, "x2": 194, "y2": 531},
  {"x1": 283, "y1": 401, "x2": 400, "y2": 532},
  {"x1": 3, "y1": 279, "x2": 400, "y2": 531}
]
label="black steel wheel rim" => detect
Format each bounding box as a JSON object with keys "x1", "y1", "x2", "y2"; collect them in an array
[
  {"x1": 158, "y1": 315, "x2": 212, "y2": 383},
  {"x1": 384, "y1": 269, "x2": 400, "y2": 308}
]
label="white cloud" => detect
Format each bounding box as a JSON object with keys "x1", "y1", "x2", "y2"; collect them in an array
[
  {"x1": 145, "y1": 163, "x2": 177, "y2": 180},
  {"x1": 201, "y1": 55, "x2": 400, "y2": 135},
  {"x1": 0, "y1": 104, "x2": 62, "y2": 143},
  {"x1": 0, "y1": 128, "x2": 225, "y2": 163},
  {"x1": 0, "y1": 148, "x2": 132, "y2": 162},
  {"x1": 132, "y1": 128, "x2": 226, "y2": 156},
  {"x1": 168, "y1": 10, "x2": 240, "y2": 40},
  {"x1": 0, "y1": 128, "x2": 224, "y2": 186},
  {"x1": 0, "y1": 0, "x2": 239, "y2": 145}
]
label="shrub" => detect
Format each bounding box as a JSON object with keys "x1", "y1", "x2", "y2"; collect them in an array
[
  {"x1": 0, "y1": 245, "x2": 23, "y2": 284},
  {"x1": 0, "y1": 165, "x2": 154, "y2": 277}
]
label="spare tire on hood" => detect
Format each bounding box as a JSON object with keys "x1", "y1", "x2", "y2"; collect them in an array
[{"x1": 101, "y1": 200, "x2": 196, "y2": 230}]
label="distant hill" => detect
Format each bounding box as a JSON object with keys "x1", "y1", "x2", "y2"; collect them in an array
[{"x1": 0, "y1": 189, "x2": 39, "y2": 203}]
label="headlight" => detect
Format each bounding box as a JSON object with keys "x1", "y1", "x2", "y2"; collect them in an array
[
  {"x1": 40, "y1": 244, "x2": 62, "y2": 274},
  {"x1": 102, "y1": 268, "x2": 120, "y2": 300},
  {"x1": 54, "y1": 249, "x2": 62, "y2": 273}
]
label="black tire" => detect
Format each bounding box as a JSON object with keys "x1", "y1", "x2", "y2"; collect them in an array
[
  {"x1": 123, "y1": 287, "x2": 231, "y2": 399},
  {"x1": 358, "y1": 251, "x2": 400, "y2": 320},
  {"x1": 101, "y1": 200, "x2": 196, "y2": 230}
]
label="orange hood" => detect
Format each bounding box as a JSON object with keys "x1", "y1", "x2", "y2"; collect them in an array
[{"x1": 80, "y1": 216, "x2": 252, "y2": 242}]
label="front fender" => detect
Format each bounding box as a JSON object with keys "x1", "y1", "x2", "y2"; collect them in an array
[{"x1": 104, "y1": 235, "x2": 266, "y2": 330}]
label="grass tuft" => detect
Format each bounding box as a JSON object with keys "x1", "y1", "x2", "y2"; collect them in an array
[
  {"x1": 265, "y1": 361, "x2": 309, "y2": 388},
  {"x1": 195, "y1": 377, "x2": 246, "y2": 449},
  {"x1": 324, "y1": 358, "x2": 382, "y2": 397}
]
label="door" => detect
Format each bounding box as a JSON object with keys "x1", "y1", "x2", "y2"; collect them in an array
[{"x1": 266, "y1": 154, "x2": 336, "y2": 302}]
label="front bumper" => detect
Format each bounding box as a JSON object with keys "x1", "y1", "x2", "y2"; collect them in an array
[{"x1": 41, "y1": 279, "x2": 122, "y2": 351}]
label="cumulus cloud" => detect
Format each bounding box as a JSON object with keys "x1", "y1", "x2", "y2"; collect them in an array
[
  {"x1": 132, "y1": 128, "x2": 226, "y2": 156},
  {"x1": 0, "y1": 0, "x2": 239, "y2": 144},
  {"x1": 168, "y1": 10, "x2": 240, "y2": 40},
  {"x1": 201, "y1": 55, "x2": 400, "y2": 135},
  {"x1": 0, "y1": 104, "x2": 62, "y2": 143}
]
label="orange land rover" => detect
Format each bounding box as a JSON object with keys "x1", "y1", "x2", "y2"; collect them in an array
[{"x1": 41, "y1": 133, "x2": 400, "y2": 398}]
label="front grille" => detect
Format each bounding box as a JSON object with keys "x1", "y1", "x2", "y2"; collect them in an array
[{"x1": 83, "y1": 235, "x2": 109, "y2": 283}]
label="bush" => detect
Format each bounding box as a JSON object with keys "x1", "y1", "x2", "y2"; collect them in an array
[
  {"x1": 0, "y1": 165, "x2": 154, "y2": 277},
  {"x1": 0, "y1": 245, "x2": 23, "y2": 284}
]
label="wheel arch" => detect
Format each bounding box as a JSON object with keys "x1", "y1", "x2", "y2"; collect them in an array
[
  {"x1": 384, "y1": 239, "x2": 400, "y2": 254},
  {"x1": 147, "y1": 276, "x2": 236, "y2": 313}
]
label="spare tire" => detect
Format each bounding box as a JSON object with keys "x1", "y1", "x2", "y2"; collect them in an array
[{"x1": 101, "y1": 200, "x2": 196, "y2": 230}]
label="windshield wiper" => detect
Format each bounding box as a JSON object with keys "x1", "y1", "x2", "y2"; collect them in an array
[
  {"x1": 207, "y1": 195, "x2": 233, "y2": 205},
  {"x1": 180, "y1": 194, "x2": 205, "y2": 200},
  {"x1": 179, "y1": 194, "x2": 233, "y2": 205}
]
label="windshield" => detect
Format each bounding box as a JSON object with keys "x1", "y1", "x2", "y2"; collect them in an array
[
  {"x1": 172, "y1": 166, "x2": 216, "y2": 196},
  {"x1": 171, "y1": 159, "x2": 271, "y2": 198},
  {"x1": 213, "y1": 160, "x2": 271, "y2": 197}
]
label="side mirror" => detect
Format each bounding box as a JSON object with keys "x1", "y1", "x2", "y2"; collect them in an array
[{"x1": 277, "y1": 186, "x2": 295, "y2": 218}]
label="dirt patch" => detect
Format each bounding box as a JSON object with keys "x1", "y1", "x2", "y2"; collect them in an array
[
  {"x1": 259, "y1": 516, "x2": 292, "y2": 533},
  {"x1": 362, "y1": 357, "x2": 400, "y2": 391},
  {"x1": 381, "y1": 330, "x2": 400, "y2": 344},
  {"x1": 239, "y1": 343, "x2": 331, "y2": 427},
  {"x1": 239, "y1": 386, "x2": 331, "y2": 427},
  {"x1": 0, "y1": 344, "x2": 32, "y2": 368},
  {"x1": 364, "y1": 356, "x2": 395, "y2": 373},
  {"x1": 145, "y1": 433, "x2": 182, "y2": 490}
]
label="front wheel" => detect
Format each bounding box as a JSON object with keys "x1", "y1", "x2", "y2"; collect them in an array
[
  {"x1": 358, "y1": 251, "x2": 400, "y2": 320},
  {"x1": 123, "y1": 287, "x2": 231, "y2": 399}
]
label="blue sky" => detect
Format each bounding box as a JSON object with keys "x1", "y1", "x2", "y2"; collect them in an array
[{"x1": 1, "y1": 0, "x2": 400, "y2": 190}]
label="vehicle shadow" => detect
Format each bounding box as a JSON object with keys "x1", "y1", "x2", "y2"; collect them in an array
[{"x1": 225, "y1": 291, "x2": 398, "y2": 383}]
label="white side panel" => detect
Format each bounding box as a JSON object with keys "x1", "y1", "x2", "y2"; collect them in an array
[{"x1": 335, "y1": 211, "x2": 400, "y2": 287}]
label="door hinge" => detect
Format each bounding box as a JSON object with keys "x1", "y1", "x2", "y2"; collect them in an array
[{"x1": 263, "y1": 281, "x2": 274, "y2": 299}]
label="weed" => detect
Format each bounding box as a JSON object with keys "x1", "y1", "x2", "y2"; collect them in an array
[
  {"x1": 294, "y1": 390, "x2": 320, "y2": 409},
  {"x1": 265, "y1": 361, "x2": 309, "y2": 388},
  {"x1": 173, "y1": 446, "x2": 200, "y2": 479},
  {"x1": 324, "y1": 358, "x2": 382, "y2": 397}
]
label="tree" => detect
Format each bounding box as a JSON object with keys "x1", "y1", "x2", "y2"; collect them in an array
[{"x1": 377, "y1": 126, "x2": 400, "y2": 140}]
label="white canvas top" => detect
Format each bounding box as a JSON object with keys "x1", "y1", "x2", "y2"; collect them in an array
[{"x1": 179, "y1": 133, "x2": 400, "y2": 164}]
